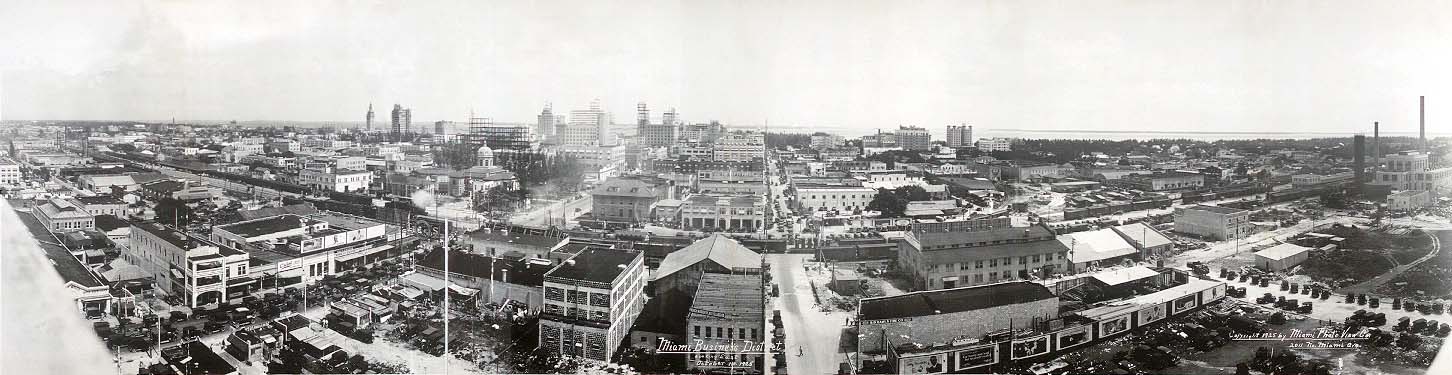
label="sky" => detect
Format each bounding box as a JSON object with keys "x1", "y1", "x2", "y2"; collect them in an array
[{"x1": 2, "y1": 0, "x2": 1451, "y2": 137}]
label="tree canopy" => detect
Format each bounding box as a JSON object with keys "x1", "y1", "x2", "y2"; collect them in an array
[{"x1": 866, "y1": 185, "x2": 930, "y2": 218}]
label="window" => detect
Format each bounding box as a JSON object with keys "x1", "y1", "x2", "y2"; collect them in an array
[
  {"x1": 975, "y1": 260, "x2": 983, "y2": 269},
  {"x1": 989, "y1": 259, "x2": 997, "y2": 267},
  {"x1": 705, "y1": 327, "x2": 712, "y2": 338},
  {"x1": 694, "y1": 325, "x2": 701, "y2": 337},
  {"x1": 717, "y1": 327, "x2": 723, "y2": 338}
]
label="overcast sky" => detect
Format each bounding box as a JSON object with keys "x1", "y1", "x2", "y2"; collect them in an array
[{"x1": 2, "y1": 0, "x2": 1450, "y2": 136}]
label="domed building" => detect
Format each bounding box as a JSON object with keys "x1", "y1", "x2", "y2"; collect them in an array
[{"x1": 475, "y1": 145, "x2": 495, "y2": 167}]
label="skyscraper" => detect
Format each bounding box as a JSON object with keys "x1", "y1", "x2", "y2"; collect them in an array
[
  {"x1": 365, "y1": 103, "x2": 374, "y2": 131},
  {"x1": 536, "y1": 103, "x2": 556, "y2": 137},
  {"x1": 946, "y1": 124, "x2": 973, "y2": 148},
  {"x1": 562, "y1": 99, "x2": 612, "y2": 146},
  {"x1": 662, "y1": 108, "x2": 678, "y2": 127},
  {"x1": 391, "y1": 104, "x2": 412, "y2": 138},
  {"x1": 637, "y1": 102, "x2": 677, "y2": 148}
]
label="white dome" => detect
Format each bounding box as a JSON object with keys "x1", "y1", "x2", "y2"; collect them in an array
[{"x1": 476, "y1": 146, "x2": 494, "y2": 156}]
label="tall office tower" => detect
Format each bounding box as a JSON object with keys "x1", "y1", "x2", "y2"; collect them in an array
[
  {"x1": 536, "y1": 103, "x2": 556, "y2": 137},
  {"x1": 637, "y1": 103, "x2": 676, "y2": 148},
  {"x1": 1420, "y1": 96, "x2": 1426, "y2": 151},
  {"x1": 434, "y1": 120, "x2": 452, "y2": 143},
  {"x1": 366, "y1": 103, "x2": 374, "y2": 131},
  {"x1": 1353, "y1": 134, "x2": 1365, "y2": 184},
  {"x1": 391, "y1": 104, "x2": 408, "y2": 137},
  {"x1": 946, "y1": 124, "x2": 974, "y2": 147},
  {"x1": 471, "y1": 117, "x2": 539, "y2": 151},
  {"x1": 564, "y1": 99, "x2": 612, "y2": 146},
  {"x1": 662, "y1": 108, "x2": 678, "y2": 127},
  {"x1": 403, "y1": 108, "x2": 412, "y2": 134}
]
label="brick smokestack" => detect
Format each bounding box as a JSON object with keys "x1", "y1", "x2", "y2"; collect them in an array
[
  {"x1": 1354, "y1": 134, "x2": 1365, "y2": 184},
  {"x1": 1373, "y1": 122, "x2": 1380, "y2": 168}
]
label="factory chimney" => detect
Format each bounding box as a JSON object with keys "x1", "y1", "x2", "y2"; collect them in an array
[
  {"x1": 1420, "y1": 96, "x2": 1426, "y2": 151},
  {"x1": 1373, "y1": 121, "x2": 1380, "y2": 168},
  {"x1": 1353, "y1": 134, "x2": 1365, "y2": 184}
]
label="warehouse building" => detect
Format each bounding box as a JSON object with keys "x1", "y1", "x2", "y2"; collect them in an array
[{"x1": 1253, "y1": 243, "x2": 1312, "y2": 272}]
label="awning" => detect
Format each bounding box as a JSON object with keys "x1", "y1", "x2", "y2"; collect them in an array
[
  {"x1": 448, "y1": 285, "x2": 479, "y2": 297},
  {"x1": 401, "y1": 272, "x2": 446, "y2": 291},
  {"x1": 396, "y1": 286, "x2": 426, "y2": 300}
]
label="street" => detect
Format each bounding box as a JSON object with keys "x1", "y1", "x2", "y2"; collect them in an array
[
  {"x1": 769, "y1": 253, "x2": 849, "y2": 375},
  {"x1": 509, "y1": 194, "x2": 591, "y2": 227}
]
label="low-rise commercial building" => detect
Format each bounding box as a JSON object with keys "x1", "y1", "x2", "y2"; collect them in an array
[
  {"x1": 590, "y1": 177, "x2": 668, "y2": 223},
  {"x1": 0, "y1": 157, "x2": 20, "y2": 185},
  {"x1": 36, "y1": 198, "x2": 95, "y2": 232},
  {"x1": 414, "y1": 249, "x2": 550, "y2": 311},
  {"x1": 1121, "y1": 172, "x2": 1205, "y2": 191},
  {"x1": 539, "y1": 249, "x2": 647, "y2": 361},
  {"x1": 857, "y1": 281, "x2": 1058, "y2": 353},
  {"x1": 298, "y1": 168, "x2": 374, "y2": 193},
  {"x1": 1059, "y1": 228, "x2": 1141, "y2": 272},
  {"x1": 794, "y1": 185, "x2": 875, "y2": 213},
  {"x1": 127, "y1": 222, "x2": 254, "y2": 307},
  {"x1": 1173, "y1": 205, "x2": 1250, "y2": 241},
  {"x1": 897, "y1": 224, "x2": 1070, "y2": 290},
  {"x1": 685, "y1": 273, "x2": 766, "y2": 374},
  {"x1": 1388, "y1": 190, "x2": 1433, "y2": 211},
  {"x1": 679, "y1": 194, "x2": 767, "y2": 231}
]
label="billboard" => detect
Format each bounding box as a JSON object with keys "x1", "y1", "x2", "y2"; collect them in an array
[
  {"x1": 1100, "y1": 314, "x2": 1132, "y2": 337},
  {"x1": 1011, "y1": 335, "x2": 1051, "y2": 359},
  {"x1": 1056, "y1": 325, "x2": 1091, "y2": 350},
  {"x1": 1173, "y1": 295, "x2": 1198, "y2": 313},
  {"x1": 1138, "y1": 303, "x2": 1168, "y2": 326},
  {"x1": 898, "y1": 352, "x2": 948, "y2": 375},
  {"x1": 953, "y1": 344, "x2": 997, "y2": 371}
]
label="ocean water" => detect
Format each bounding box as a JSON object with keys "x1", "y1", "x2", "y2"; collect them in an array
[
  {"x1": 239, "y1": 121, "x2": 1445, "y2": 142},
  {"x1": 757, "y1": 125, "x2": 1447, "y2": 141}
]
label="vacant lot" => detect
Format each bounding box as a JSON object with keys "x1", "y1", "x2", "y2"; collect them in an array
[
  {"x1": 1298, "y1": 226, "x2": 1434, "y2": 289},
  {"x1": 1376, "y1": 230, "x2": 1452, "y2": 298}
]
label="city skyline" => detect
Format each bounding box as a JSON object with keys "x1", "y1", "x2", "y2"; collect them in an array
[{"x1": 3, "y1": 0, "x2": 1452, "y2": 134}]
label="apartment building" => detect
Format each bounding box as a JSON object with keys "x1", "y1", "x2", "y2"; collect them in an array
[
  {"x1": 896, "y1": 125, "x2": 932, "y2": 150},
  {"x1": 946, "y1": 124, "x2": 973, "y2": 148}
]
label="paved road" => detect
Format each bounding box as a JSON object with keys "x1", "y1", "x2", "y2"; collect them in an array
[
  {"x1": 769, "y1": 253, "x2": 848, "y2": 375},
  {"x1": 509, "y1": 195, "x2": 591, "y2": 227}
]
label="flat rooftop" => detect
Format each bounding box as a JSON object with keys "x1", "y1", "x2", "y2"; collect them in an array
[
  {"x1": 859, "y1": 281, "x2": 1055, "y2": 321},
  {"x1": 1186, "y1": 204, "x2": 1245, "y2": 215},
  {"x1": 216, "y1": 214, "x2": 320, "y2": 238},
  {"x1": 467, "y1": 229, "x2": 565, "y2": 249},
  {"x1": 546, "y1": 249, "x2": 639, "y2": 284},
  {"x1": 13, "y1": 208, "x2": 104, "y2": 288},
  {"x1": 688, "y1": 273, "x2": 764, "y2": 322}
]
